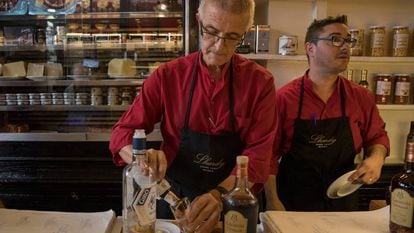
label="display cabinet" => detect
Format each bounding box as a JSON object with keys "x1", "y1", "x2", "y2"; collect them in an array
[{"x1": 0, "y1": 0, "x2": 199, "y2": 214}]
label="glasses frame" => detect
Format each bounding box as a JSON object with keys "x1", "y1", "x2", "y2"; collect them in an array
[
  {"x1": 199, "y1": 21, "x2": 245, "y2": 47},
  {"x1": 311, "y1": 35, "x2": 357, "y2": 48}
]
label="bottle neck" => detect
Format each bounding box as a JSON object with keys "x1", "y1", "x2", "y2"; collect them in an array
[{"x1": 234, "y1": 164, "x2": 249, "y2": 191}]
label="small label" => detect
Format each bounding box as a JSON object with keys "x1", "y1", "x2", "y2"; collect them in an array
[
  {"x1": 391, "y1": 188, "x2": 414, "y2": 228},
  {"x1": 133, "y1": 184, "x2": 157, "y2": 226},
  {"x1": 224, "y1": 210, "x2": 248, "y2": 233},
  {"x1": 83, "y1": 59, "x2": 100, "y2": 68}
]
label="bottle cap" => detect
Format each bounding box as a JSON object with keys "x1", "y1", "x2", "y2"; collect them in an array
[
  {"x1": 134, "y1": 129, "x2": 146, "y2": 138},
  {"x1": 237, "y1": 155, "x2": 249, "y2": 165}
]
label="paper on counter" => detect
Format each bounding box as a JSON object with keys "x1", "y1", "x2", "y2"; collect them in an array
[
  {"x1": 0, "y1": 208, "x2": 115, "y2": 233},
  {"x1": 260, "y1": 205, "x2": 389, "y2": 233}
]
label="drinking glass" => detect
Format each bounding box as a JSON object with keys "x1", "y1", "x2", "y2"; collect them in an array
[{"x1": 170, "y1": 197, "x2": 194, "y2": 233}]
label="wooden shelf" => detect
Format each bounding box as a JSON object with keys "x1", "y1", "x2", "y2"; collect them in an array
[{"x1": 241, "y1": 53, "x2": 414, "y2": 63}]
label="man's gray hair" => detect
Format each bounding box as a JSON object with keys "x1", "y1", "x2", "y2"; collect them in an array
[{"x1": 198, "y1": 0, "x2": 255, "y2": 31}]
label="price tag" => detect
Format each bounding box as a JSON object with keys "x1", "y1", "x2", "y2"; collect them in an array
[{"x1": 83, "y1": 59, "x2": 99, "y2": 68}]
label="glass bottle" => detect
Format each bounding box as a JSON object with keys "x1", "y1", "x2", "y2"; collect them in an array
[
  {"x1": 390, "y1": 121, "x2": 414, "y2": 233},
  {"x1": 223, "y1": 156, "x2": 258, "y2": 233},
  {"x1": 157, "y1": 179, "x2": 192, "y2": 233},
  {"x1": 359, "y1": 69, "x2": 369, "y2": 88},
  {"x1": 123, "y1": 129, "x2": 157, "y2": 233}
]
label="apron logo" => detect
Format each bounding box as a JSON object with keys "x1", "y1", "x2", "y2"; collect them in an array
[
  {"x1": 309, "y1": 134, "x2": 337, "y2": 148},
  {"x1": 193, "y1": 153, "x2": 226, "y2": 172}
]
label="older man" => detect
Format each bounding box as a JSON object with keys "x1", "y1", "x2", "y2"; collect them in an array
[{"x1": 110, "y1": 0, "x2": 277, "y2": 232}]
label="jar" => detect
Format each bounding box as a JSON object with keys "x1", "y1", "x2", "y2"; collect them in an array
[
  {"x1": 392, "y1": 26, "x2": 409, "y2": 57},
  {"x1": 393, "y1": 74, "x2": 411, "y2": 104},
  {"x1": 369, "y1": 26, "x2": 386, "y2": 56},
  {"x1": 36, "y1": 28, "x2": 46, "y2": 45},
  {"x1": 278, "y1": 35, "x2": 298, "y2": 55},
  {"x1": 375, "y1": 74, "x2": 393, "y2": 104},
  {"x1": 349, "y1": 29, "x2": 364, "y2": 56}
]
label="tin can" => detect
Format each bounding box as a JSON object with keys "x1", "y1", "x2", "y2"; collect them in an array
[
  {"x1": 36, "y1": 28, "x2": 46, "y2": 45},
  {"x1": 278, "y1": 35, "x2": 298, "y2": 55},
  {"x1": 393, "y1": 74, "x2": 411, "y2": 104},
  {"x1": 349, "y1": 29, "x2": 364, "y2": 56},
  {"x1": 369, "y1": 26, "x2": 386, "y2": 56},
  {"x1": 392, "y1": 26, "x2": 409, "y2": 57},
  {"x1": 375, "y1": 74, "x2": 393, "y2": 104}
]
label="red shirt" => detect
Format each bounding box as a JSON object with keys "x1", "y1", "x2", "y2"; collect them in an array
[
  {"x1": 109, "y1": 52, "x2": 277, "y2": 184},
  {"x1": 270, "y1": 71, "x2": 390, "y2": 174}
]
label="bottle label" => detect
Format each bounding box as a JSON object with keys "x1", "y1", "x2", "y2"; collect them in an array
[
  {"x1": 375, "y1": 80, "x2": 392, "y2": 95},
  {"x1": 224, "y1": 210, "x2": 248, "y2": 233},
  {"x1": 133, "y1": 183, "x2": 157, "y2": 226},
  {"x1": 395, "y1": 82, "x2": 410, "y2": 97},
  {"x1": 391, "y1": 188, "x2": 414, "y2": 228}
]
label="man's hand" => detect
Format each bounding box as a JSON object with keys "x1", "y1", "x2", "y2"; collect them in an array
[{"x1": 185, "y1": 192, "x2": 222, "y2": 233}]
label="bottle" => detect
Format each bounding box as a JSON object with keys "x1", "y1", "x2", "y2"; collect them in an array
[
  {"x1": 223, "y1": 156, "x2": 258, "y2": 233},
  {"x1": 157, "y1": 179, "x2": 192, "y2": 233},
  {"x1": 390, "y1": 121, "x2": 414, "y2": 233},
  {"x1": 359, "y1": 69, "x2": 369, "y2": 88},
  {"x1": 123, "y1": 129, "x2": 157, "y2": 233}
]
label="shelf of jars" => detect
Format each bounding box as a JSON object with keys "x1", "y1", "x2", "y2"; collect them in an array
[
  {"x1": 0, "y1": 129, "x2": 161, "y2": 142},
  {"x1": 0, "y1": 105, "x2": 130, "y2": 112},
  {"x1": 377, "y1": 105, "x2": 414, "y2": 110},
  {"x1": 241, "y1": 54, "x2": 414, "y2": 63},
  {"x1": 0, "y1": 43, "x2": 182, "y2": 52},
  {"x1": 0, "y1": 11, "x2": 183, "y2": 22},
  {"x1": 0, "y1": 79, "x2": 144, "y2": 87}
]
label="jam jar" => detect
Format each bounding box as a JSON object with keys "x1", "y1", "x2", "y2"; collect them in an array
[
  {"x1": 369, "y1": 26, "x2": 386, "y2": 57},
  {"x1": 349, "y1": 29, "x2": 364, "y2": 56},
  {"x1": 392, "y1": 26, "x2": 409, "y2": 57},
  {"x1": 393, "y1": 74, "x2": 411, "y2": 104},
  {"x1": 375, "y1": 74, "x2": 393, "y2": 104}
]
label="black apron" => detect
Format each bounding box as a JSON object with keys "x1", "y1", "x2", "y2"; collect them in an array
[
  {"x1": 157, "y1": 55, "x2": 243, "y2": 218},
  {"x1": 277, "y1": 77, "x2": 358, "y2": 211}
]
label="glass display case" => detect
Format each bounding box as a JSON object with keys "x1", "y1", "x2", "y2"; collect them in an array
[
  {"x1": 0, "y1": 0, "x2": 199, "y2": 214},
  {"x1": 0, "y1": 0, "x2": 199, "y2": 142}
]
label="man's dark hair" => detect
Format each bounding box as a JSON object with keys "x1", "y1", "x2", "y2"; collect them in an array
[{"x1": 305, "y1": 15, "x2": 348, "y2": 44}]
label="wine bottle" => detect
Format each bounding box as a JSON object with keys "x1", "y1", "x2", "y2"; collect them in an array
[
  {"x1": 223, "y1": 156, "x2": 258, "y2": 233},
  {"x1": 123, "y1": 129, "x2": 157, "y2": 233},
  {"x1": 359, "y1": 69, "x2": 369, "y2": 88},
  {"x1": 390, "y1": 121, "x2": 414, "y2": 233}
]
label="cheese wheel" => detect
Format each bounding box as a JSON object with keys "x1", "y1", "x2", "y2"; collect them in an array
[
  {"x1": 27, "y1": 63, "x2": 45, "y2": 77},
  {"x1": 107, "y1": 58, "x2": 136, "y2": 77},
  {"x1": 3, "y1": 61, "x2": 26, "y2": 77},
  {"x1": 45, "y1": 63, "x2": 63, "y2": 77}
]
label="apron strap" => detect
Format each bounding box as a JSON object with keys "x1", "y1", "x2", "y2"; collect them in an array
[
  {"x1": 183, "y1": 53, "x2": 200, "y2": 129},
  {"x1": 228, "y1": 59, "x2": 236, "y2": 131}
]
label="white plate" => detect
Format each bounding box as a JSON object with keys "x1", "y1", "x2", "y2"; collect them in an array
[
  {"x1": 326, "y1": 170, "x2": 363, "y2": 199},
  {"x1": 26, "y1": 76, "x2": 64, "y2": 81},
  {"x1": 155, "y1": 220, "x2": 180, "y2": 233}
]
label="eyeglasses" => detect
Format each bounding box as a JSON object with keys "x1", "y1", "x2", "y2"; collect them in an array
[
  {"x1": 199, "y1": 21, "x2": 245, "y2": 47},
  {"x1": 311, "y1": 35, "x2": 357, "y2": 48}
]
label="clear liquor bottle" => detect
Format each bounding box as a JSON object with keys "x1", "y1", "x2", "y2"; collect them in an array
[
  {"x1": 123, "y1": 129, "x2": 157, "y2": 233},
  {"x1": 223, "y1": 156, "x2": 258, "y2": 233},
  {"x1": 359, "y1": 69, "x2": 369, "y2": 88},
  {"x1": 390, "y1": 121, "x2": 414, "y2": 233}
]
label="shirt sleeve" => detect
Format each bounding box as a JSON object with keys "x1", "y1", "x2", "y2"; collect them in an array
[
  {"x1": 358, "y1": 89, "x2": 390, "y2": 155},
  {"x1": 109, "y1": 69, "x2": 164, "y2": 166},
  {"x1": 241, "y1": 75, "x2": 278, "y2": 184}
]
